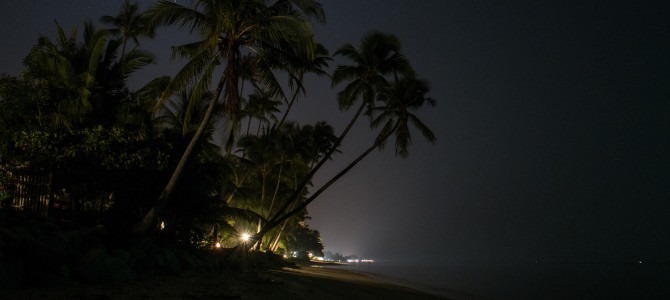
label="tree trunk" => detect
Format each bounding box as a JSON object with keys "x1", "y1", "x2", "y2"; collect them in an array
[
  {"x1": 253, "y1": 172, "x2": 267, "y2": 250},
  {"x1": 134, "y1": 71, "x2": 227, "y2": 236},
  {"x1": 255, "y1": 125, "x2": 396, "y2": 242},
  {"x1": 266, "y1": 161, "x2": 283, "y2": 218},
  {"x1": 270, "y1": 168, "x2": 303, "y2": 251},
  {"x1": 278, "y1": 74, "x2": 304, "y2": 127},
  {"x1": 263, "y1": 101, "x2": 367, "y2": 235}
]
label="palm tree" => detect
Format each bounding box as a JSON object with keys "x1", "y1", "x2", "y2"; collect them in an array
[
  {"x1": 267, "y1": 121, "x2": 336, "y2": 251},
  {"x1": 259, "y1": 76, "x2": 436, "y2": 241},
  {"x1": 23, "y1": 21, "x2": 154, "y2": 131},
  {"x1": 263, "y1": 31, "x2": 414, "y2": 235},
  {"x1": 372, "y1": 77, "x2": 436, "y2": 157},
  {"x1": 135, "y1": 0, "x2": 324, "y2": 235},
  {"x1": 154, "y1": 89, "x2": 223, "y2": 140},
  {"x1": 241, "y1": 90, "x2": 281, "y2": 135},
  {"x1": 277, "y1": 43, "x2": 332, "y2": 126},
  {"x1": 236, "y1": 133, "x2": 275, "y2": 227},
  {"x1": 100, "y1": 0, "x2": 154, "y2": 59}
]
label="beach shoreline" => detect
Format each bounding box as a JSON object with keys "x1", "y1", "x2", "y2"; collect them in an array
[
  {"x1": 2, "y1": 261, "x2": 459, "y2": 300},
  {"x1": 302, "y1": 261, "x2": 483, "y2": 300}
]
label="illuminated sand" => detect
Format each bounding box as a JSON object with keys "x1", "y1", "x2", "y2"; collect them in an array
[{"x1": 2, "y1": 263, "x2": 455, "y2": 299}]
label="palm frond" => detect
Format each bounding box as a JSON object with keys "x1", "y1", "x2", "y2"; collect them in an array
[
  {"x1": 146, "y1": 1, "x2": 211, "y2": 35},
  {"x1": 155, "y1": 49, "x2": 219, "y2": 109}
]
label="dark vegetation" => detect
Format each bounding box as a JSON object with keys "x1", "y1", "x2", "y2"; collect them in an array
[{"x1": 0, "y1": 0, "x2": 436, "y2": 289}]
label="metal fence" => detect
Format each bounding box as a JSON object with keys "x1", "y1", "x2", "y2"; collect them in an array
[{"x1": 2, "y1": 168, "x2": 54, "y2": 218}]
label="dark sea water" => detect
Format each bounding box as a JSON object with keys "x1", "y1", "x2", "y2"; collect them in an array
[{"x1": 326, "y1": 261, "x2": 670, "y2": 299}]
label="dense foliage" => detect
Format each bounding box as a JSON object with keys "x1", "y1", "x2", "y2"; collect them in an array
[{"x1": 0, "y1": 0, "x2": 436, "y2": 261}]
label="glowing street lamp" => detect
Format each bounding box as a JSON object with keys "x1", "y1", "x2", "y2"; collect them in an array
[{"x1": 241, "y1": 233, "x2": 251, "y2": 242}]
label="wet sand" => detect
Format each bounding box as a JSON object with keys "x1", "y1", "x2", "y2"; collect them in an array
[{"x1": 2, "y1": 263, "x2": 453, "y2": 300}]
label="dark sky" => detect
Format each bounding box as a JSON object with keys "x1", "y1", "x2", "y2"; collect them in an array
[{"x1": 1, "y1": 1, "x2": 668, "y2": 264}]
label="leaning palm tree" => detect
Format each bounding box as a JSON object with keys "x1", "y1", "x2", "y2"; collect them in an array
[
  {"x1": 100, "y1": 0, "x2": 154, "y2": 58},
  {"x1": 135, "y1": 0, "x2": 324, "y2": 235},
  {"x1": 258, "y1": 76, "x2": 436, "y2": 241},
  {"x1": 265, "y1": 31, "x2": 414, "y2": 234},
  {"x1": 267, "y1": 121, "x2": 337, "y2": 251}
]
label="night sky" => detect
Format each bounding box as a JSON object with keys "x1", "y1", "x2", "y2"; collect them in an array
[{"x1": 1, "y1": 1, "x2": 668, "y2": 264}]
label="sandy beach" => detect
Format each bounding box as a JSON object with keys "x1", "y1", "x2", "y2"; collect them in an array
[{"x1": 1, "y1": 262, "x2": 455, "y2": 300}]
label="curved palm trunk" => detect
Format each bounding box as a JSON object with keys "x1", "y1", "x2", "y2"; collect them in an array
[
  {"x1": 269, "y1": 220, "x2": 287, "y2": 251},
  {"x1": 278, "y1": 91, "x2": 299, "y2": 126},
  {"x1": 269, "y1": 197, "x2": 298, "y2": 251},
  {"x1": 269, "y1": 167, "x2": 301, "y2": 251},
  {"x1": 225, "y1": 169, "x2": 253, "y2": 205},
  {"x1": 120, "y1": 37, "x2": 128, "y2": 61},
  {"x1": 134, "y1": 72, "x2": 227, "y2": 236},
  {"x1": 246, "y1": 117, "x2": 252, "y2": 136},
  {"x1": 256, "y1": 125, "x2": 397, "y2": 242},
  {"x1": 266, "y1": 160, "x2": 284, "y2": 217},
  {"x1": 257, "y1": 173, "x2": 267, "y2": 230},
  {"x1": 278, "y1": 74, "x2": 304, "y2": 127},
  {"x1": 253, "y1": 171, "x2": 268, "y2": 250},
  {"x1": 264, "y1": 100, "x2": 367, "y2": 234}
]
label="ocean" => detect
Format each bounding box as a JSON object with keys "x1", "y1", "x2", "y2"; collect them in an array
[{"x1": 325, "y1": 261, "x2": 670, "y2": 299}]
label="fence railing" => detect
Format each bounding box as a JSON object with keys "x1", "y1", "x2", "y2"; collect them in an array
[{"x1": 1, "y1": 167, "x2": 55, "y2": 218}]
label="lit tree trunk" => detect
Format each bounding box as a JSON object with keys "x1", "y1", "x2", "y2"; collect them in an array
[
  {"x1": 266, "y1": 161, "x2": 283, "y2": 220},
  {"x1": 270, "y1": 198, "x2": 298, "y2": 251},
  {"x1": 134, "y1": 70, "x2": 227, "y2": 236},
  {"x1": 256, "y1": 125, "x2": 397, "y2": 242},
  {"x1": 263, "y1": 101, "x2": 367, "y2": 235},
  {"x1": 270, "y1": 168, "x2": 302, "y2": 251},
  {"x1": 254, "y1": 172, "x2": 267, "y2": 250}
]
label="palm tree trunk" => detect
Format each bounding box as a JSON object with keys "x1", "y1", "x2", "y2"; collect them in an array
[
  {"x1": 121, "y1": 38, "x2": 128, "y2": 61},
  {"x1": 253, "y1": 172, "x2": 267, "y2": 250},
  {"x1": 269, "y1": 167, "x2": 301, "y2": 251},
  {"x1": 257, "y1": 173, "x2": 266, "y2": 232},
  {"x1": 278, "y1": 74, "x2": 304, "y2": 127},
  {"x1": 270, "y1": 221, "x2": 288, "y2": 251},
  {"x1": 269, "y1": 196, "x2": 299, "y2": 251},
  {"x1": 134, "y1": 72, "x2": 227, "y2": 236},
  {"x1": 225, "y1": 170, "x2": 252, "y2": 205},
  {"x1": 256, "y1": 125, "x2": 396, "y2": 241},
  {"x1": 263, "y1": 101, "x2": 367, "y2": 234},
  {"x1": 256, "y1": 119, "x2": 262, "y2": 136},
  {"x1": 266, "y1": 161, "x2": 283, "y2": 217}
]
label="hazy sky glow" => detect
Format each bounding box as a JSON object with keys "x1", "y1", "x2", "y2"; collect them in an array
[{"x1": 1, "y1": 1, "x2": 668, "y2": 264}]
